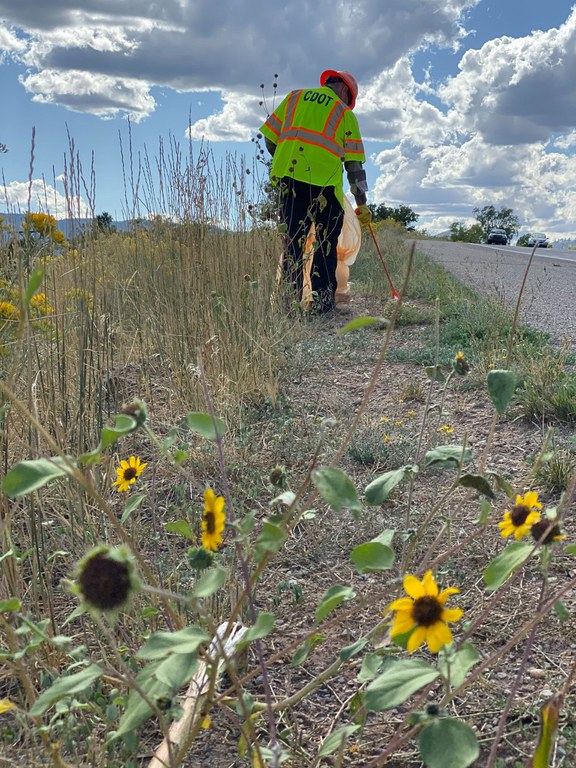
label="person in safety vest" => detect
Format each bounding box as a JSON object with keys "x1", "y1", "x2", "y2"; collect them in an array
[{"x1": 259, "y1": 69, "x2": 371, "y2": 316}]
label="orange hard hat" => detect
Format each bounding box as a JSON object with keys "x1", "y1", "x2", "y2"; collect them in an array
[{"x1": 320, "y1": 69, "x2": 358, "y2": 109}]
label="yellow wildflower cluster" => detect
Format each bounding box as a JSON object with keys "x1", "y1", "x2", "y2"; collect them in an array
[
  {"x1": 29, "y1": 293, "x2": 54, "y2": 316},
  {"x1": 23, "y1": 212, "x2": 67, "y2": 246},
  {"x1": 64, "y1": 287, "x2": 94, "y2": 313},
  {"x1": 0, "y1": 301, "x2": 18, "y2": 319}
]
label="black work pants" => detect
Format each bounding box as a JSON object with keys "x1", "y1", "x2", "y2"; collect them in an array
[{"x1": 277, "y1": 177, "x2": 344, "y2": 314}]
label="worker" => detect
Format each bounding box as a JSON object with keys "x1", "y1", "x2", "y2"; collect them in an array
[{"x1": 259, "y1": 69, "x2": 371, "y2": 316}]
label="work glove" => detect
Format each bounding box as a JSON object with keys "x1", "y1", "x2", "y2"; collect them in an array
[{"x1": 355, "y1": 204, "x2": 372, "y2": 228}]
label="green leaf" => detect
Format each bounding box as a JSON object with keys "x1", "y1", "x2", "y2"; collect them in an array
[
  {"x1": 192, "y1": 566, "x2": 227, "y2": 598},
  {"x1": 351, "y1": 530, "x2": 395, "y2": 573},
  {"x1": 78, "y1": 414, "x2": 139, "y2": 465},
  {"x1": 254, "y1": 519, "x2": 288, "y2": 560},
  {"x1": 438, "y1": 643, "x2": 480, "y2": 689},
  {"x1": 315, "y1": 585, "x2": 356, "y2": 624},
  {"x1": 487, "y1": 369, "x2": 518, "y2": 415},
  {"x1": 338, "y1": 316, "x2": 389, "y2": 335},
  {"x1": 553, "y1": 600, "x2": 570, "y2": 622},
  {"x1": 458, "y1": 473, "x2": 495, "y2": 499},
  {"x1": 24, "y1": 269, "x2": 45, "y2": 306},
  {"x1": 490, "y1": 472, "x2": 515, "y2": 499},
  {"x1": 29, "y1": 663, "x2": 102, "y2": 716},
  {"x1": 476, "y1": 498, "x2": 492, "y2": 525},
  {"x1": 357, "y1": 652, "x2": 384, "y2": 682},
  {"x1": 237, "y1": 612, "x2": 275, "y2": 650},
  {"x1": 483, "y1": 541, "x2": 533, "y2": 592},
  {"x1": 424, "y1": 445, "x2": 472, "y2": 468},
  {"x1": 365, "y1": 466, "x2": 417, "y2": 505},
  {"x1": 419, "y1": 718, "x2": 479, "y2": 768},
  {"x1": 311, "y1": 468, "x2": 362, "y2": 516},
  {"x1": 2, "y1": 456, "x2": 76, "y2": 498},
  {"x1": 291, "y1": 633, "x2": 326, "y2": 666},
  {"x1": 153, "y1": 651, "x2": 199, "y2": 688},
  {"x1": 340, "y1": 637, "x2": 368, "y2": 662},
  {"x1": 111, "y1": 660, "x2": 170, "y2": 740},
  {"x1": 0, "y1": 598, "x2": 20, "y2": 613},
  {"x1": 137, "y1": 625, "x2": 209, "y2": 660},
  {"x1": 529, "y1": 695, "x2": 562, "y2": 768},
  {"x1": 425, "y1": 364, "x2": 446, "y2": 382},
  {"x1": 365, "y1": 659, "x2": 440, "y2": 711},
  {"x1": 120, "y1": 492, "x2": 147, "y2": 523},
  {"x1": 565, "y1": 544, "x2": 576, "y2": 557},
  {"x1": 165, "y1": 519, "x2": 195, "y2": 540},
  {"x1": 186, "y1": 412, "x2": 226, "y2": 441},
  {"x1": 318, "y1": 724, "x2": 362, "y2": 756}
]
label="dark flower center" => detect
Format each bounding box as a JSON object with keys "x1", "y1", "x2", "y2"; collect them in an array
[
  {"x1": 78, "y1": 553, "x2": 131, "y2": 610},
  {"x1": 531, "y1": 520, "x2": 560, "y2": 545},
  {"x1": 510, "y1": 504, "x2": 530, "y2": 527},
  {"x1": 412, "y1": 596, "x2": 443, "y2": 627},
  {"x1": 123, "y1": 467, "x2": 137, "y2": 481},
  {"x1": 204, "y1": 511, "x2": 216, "y2": 535}
]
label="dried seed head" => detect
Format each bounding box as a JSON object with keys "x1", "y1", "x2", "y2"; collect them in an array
[{"x1": 73, "y1": 545, "x2": 139, "y2": 614}]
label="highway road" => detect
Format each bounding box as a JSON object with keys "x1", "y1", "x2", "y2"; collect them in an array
[{"x1": 412, "y1": 238, "x2": 576, "y2": 352}]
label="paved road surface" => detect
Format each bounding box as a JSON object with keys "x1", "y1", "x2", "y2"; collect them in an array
[{"x1": 413, "y1": 239, "x2": 576, "y2": 353}]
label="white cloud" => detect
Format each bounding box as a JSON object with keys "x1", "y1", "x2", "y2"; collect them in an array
[
  {"x1": 4, "y1": 0, "x2": 576, "y2": 238},
  {"x1": 0, "y1": 22, "x2": 27, "y2": 53},
  {"x1": 20, "y1": 69, "x2": 156, "y2": 120},
  {"x1": 186, "y1": 93, "x2": 259, "y2": 142},
  {"x1": 0, "y1": 179, "x2": 87, "y2": 218},
  {"x1": 0, "y1": 0, "x2": 479, "y2": 117},
  {"x1": 438, "y1": 8, "x2": 576, "y2": 145}
]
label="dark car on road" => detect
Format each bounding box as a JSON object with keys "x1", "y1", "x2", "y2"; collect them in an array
[
  {"x1": 486, "y1": 228, "x2": 508, "y2": 245},
  {"x1": 527, "y1": 232, "x2": 549, "y2": 248}
]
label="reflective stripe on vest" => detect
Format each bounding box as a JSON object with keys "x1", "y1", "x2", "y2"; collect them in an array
[
  {"x1": 264, "y1": 112, "x2": 282, "y2": 137},
  {"x1": 277, "y1": 89, "x2": 349, "y2": 159}
]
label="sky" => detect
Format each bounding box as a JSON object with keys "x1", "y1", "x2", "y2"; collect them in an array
[{"x1": 2, "y1": 0, "x2": 576, "y2": 239}]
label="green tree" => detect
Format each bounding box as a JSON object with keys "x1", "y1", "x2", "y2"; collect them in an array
[
  {"x1": 449, "y1": 221, "x2": 484, "y2": 243},
  {"x1": 368, "y1": 203, "x2": 419, "y2": 230},
  {"x1": 516, "y1": 233, "x2": 530, "y2": 247},
  {"x1": 94, "y1": 212, "x2": 116, "y2": 234},
  {"x1": 472, "y1": 205, "x2": 519, "y2": 243}
]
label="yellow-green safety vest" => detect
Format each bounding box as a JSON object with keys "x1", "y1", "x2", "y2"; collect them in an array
[{"x1": 260, "y1": 86, "x2": 365, "y2": 208}]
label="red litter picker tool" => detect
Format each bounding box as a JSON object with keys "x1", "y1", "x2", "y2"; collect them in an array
[{"x1": 364, "y1": 219, "x2": 400, "y2": 301}]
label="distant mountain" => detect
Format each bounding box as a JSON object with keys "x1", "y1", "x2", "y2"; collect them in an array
[
  {"x1": 0, "y1": 213, "x2": 132, "y2": 239},
  {"x1": 549, "y1": 237, "x2": 576, "y2": 250}
]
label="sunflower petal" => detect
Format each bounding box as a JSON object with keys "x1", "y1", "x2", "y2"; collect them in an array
[
  {"x1": 523, "y1": 491, "x2": 542, "y2": 510},
  {"x1": 426, "y1": 621, "x2": 453, "y2": 653},
  {"x1": 391, "y1": 613, "x2": 416, "y2": 636},
  {"x1": 422, "y1": 570, "x2": 439, "y2": 597},
  {"x1": 388, "y1": 597, "x2": 413, "y2": 612},
  {"x1": 438, "y1": 587, "x2": 460, "y2": 604},
  {"x1": 406, "y1": 625, "x2": 427, "y2": 652},
  {"x1": 403, "y1": 574, "x2": 425, "y2": 599},
  {"x1": 441, "y1": 607, "x2": 464, "y2": 623}
]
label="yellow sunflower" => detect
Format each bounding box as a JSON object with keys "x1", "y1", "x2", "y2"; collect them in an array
[
  {"x1": 201, "y1": 488, "x2": 226, "y2": 551},
  {"x1": 388, "y1": 570, "x2": 463, "y2": 653},
  {"x1": 113, "y1": 455, "x2": 147, "y2": 493},
  {"x1": 498, "y1": 491, "x2": 542, "y2": 540}
]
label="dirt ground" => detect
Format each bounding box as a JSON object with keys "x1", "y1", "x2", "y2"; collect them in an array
[
  {"x1": 178, "y1": 293, "x2": 576, "y2": 767},
  {"x1": 4, "y1": 292, "x2": 574, "y2": 768}
]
